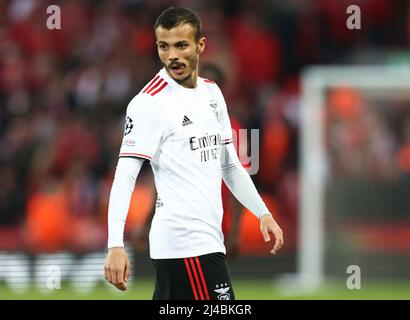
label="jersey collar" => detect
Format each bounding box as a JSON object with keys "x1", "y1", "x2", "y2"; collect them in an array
[{"x1": 159, "y1": 67, "x2": 200, "y2": 91}]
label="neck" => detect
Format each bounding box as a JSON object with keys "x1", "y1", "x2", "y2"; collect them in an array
[
  {"x1": 182, "y1": 69, "x2": 197, "y2": 89},
  {"x1": 166, "y1": 65, "x2": 198, "y2": 89}
]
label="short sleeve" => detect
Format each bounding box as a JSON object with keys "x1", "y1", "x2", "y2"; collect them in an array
[{"x1": 119, "y1": 95, "x2": 164, "y2": 161}]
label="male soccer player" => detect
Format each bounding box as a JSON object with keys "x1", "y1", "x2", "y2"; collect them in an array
[{"x1": 104, "y1": 7, "x2": 284, "y2": 300}]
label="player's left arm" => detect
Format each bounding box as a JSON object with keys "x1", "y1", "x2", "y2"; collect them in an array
[
  {"x1": 215, "y1": 84, "x2": 284, "y2": 255},
  {"x1": 221, "y1": 143, "x2": 284, "y2": 255}
]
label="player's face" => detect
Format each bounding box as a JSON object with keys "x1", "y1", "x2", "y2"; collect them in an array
[{"x1": 155, "y1": 24, "x2": 206, "y2": 88}]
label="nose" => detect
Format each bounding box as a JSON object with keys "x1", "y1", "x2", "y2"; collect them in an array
[{"x1": 168, "y1": 47, "x2": 179, "y2": 62}]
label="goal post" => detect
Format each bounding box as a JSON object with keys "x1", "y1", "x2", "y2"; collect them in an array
[{"x1": 298, "y1": 65, "x2": 410, "y2": 291}]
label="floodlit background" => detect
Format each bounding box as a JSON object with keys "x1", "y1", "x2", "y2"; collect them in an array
[{"x1": 0, "y1": 0, "x2": 410, "y2": 299}]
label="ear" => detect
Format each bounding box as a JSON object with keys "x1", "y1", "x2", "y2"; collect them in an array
[{"x1": 197, "y1": 37, "x2": 206, "y2": 54}]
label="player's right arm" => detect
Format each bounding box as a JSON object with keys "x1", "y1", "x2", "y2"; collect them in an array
[
  {"x1": 105, "y1": 157, "x2": 144, "y2": 291},
  {"x1": 105, "y1": 93, "x2": 164, "y2": 291}
]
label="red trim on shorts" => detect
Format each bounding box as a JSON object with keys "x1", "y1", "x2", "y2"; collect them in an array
[
  {"x1": 189, "y1": 258, "x2": 205, "y2": 300},
  {"x1": 150, "y1": 81, "x2": 168, "y2": 96},
  {"x1": 194, "y1": 256, "x2": 210, "y2": 300},
  {"x1": 143, "y1": 75, "x2": 160, "y2": 93},
  {"x1": 184, "y1": 258, "x2": 199, "y2": 300}
]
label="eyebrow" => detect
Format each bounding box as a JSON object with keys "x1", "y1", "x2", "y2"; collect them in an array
[{"x1": 157, "y1": 40, "x2": 189, "y2": 45}]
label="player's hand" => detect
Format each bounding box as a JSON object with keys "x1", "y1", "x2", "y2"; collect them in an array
[
  {"x1": 260, "y1": 214, "x2": 284, "y2": 255},
  {"x1": 104, "y1": 247, "x2": 131, "y2": 291}
]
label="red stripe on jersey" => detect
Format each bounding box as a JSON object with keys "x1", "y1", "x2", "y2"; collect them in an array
[
  {"x1": 204, "y1": 79, "x2": 215, "y2": 84},
  {"x1": 118, "y1": 153, "x2": 151, "y2": 160},
  {"x1": 195, "y1": 256, "x2": 210, "y2": 300},
  {"x1": 150, "y1": 81, "x2": 168, "y2": 96},
  {"x1": 143, "y1": 75, "x2": 160, "y2": 93},
  {"x1": 184, "y1": 258, "x2": 199, "y2": 300},
  {"x1": 146, "y1": 78, "x2": 164, "y2": 94},
  {"x1": 189, "y1": 258, "x2": 205, "y2": 300}
]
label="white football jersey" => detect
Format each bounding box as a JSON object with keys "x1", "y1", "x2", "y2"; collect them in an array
[{"x1": 119, "y1": 68, "x2": 233, "y2": 259}]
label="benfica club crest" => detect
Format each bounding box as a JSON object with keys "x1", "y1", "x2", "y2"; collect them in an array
[
  {"x1": 214, "y1": 284, "x2": 231, "y2": 300},
  {"x1": 210, "y1": 99, "x2": 223, "y2": 122}
]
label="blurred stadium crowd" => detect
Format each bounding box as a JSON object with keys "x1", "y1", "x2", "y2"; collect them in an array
[{"x1": 0, "y1": 0, "x2": 407, "y2": 254}]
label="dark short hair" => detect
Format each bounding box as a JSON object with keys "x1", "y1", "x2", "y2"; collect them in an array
[{"x1": 154, "y1": 7, "x2": 202, "y2": 42}]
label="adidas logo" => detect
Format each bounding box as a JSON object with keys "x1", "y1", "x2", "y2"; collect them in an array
[{"x1": 182, "y1": 115, "x2": 193, "y2": 126}]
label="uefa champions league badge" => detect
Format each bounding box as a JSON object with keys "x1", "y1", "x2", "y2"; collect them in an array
[
  {"x1": 209, "y1": 99, "x2": 223, "y2": 122},
  {"x1": 124, "y1": 116, "x2": 134, "y2": 135}
]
